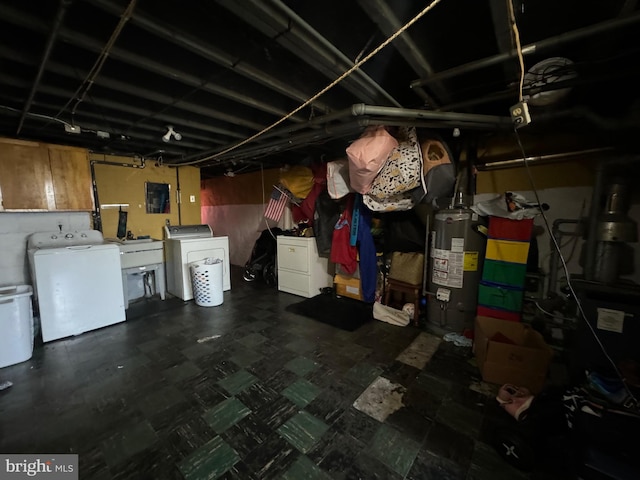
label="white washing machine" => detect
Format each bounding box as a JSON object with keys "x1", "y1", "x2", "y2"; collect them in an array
[
  {"x1": 27, "y1": 230, "x2": 126, "y2": 343},
  {"x1": 164, "y1": 224, "x2": 231, "y2": 301}
]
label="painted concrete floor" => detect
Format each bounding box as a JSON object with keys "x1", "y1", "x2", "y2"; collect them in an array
[{"x1": 0, "y1": 266, "x2": 569, "y2": 479}]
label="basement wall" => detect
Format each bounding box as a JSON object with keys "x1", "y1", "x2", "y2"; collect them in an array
[
  {"x1": 201, "y1": 168, "x2": 281, "y2": 267},
  {"x1": 476, "y1": 158, "x2": 640, "y2": 291}
]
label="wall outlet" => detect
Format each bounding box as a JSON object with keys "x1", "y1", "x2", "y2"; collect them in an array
[{"x1": 510, "y1": 101, "x2": 531, "y2": 128}]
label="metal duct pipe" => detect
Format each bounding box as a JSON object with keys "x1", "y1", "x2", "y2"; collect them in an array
[
  {"x1": 357, "y1": 0, "x2": 447, "y2": 106},
  {"x1": 16, "y1": 0, "x2": 72, "y2": 135},
  {"x1": 584, "y1": 155, "x2": 640, "y2": 280},
  {"x1": 1, "y1": 3, "x2": 305, "y2": 122},
  {"x1": 411, "y1": 11, "x2": 640, "y2": 88},
  {"x1": 180, "y1": 102, "x2": 512, "y2": 166},
  {"x1": 437, "y1": 69, "x2": 634, "y2": 112},
  {"x1": 547, "y1": 219, "x2": 582, "y2": 297},
  {"x1": 190, "y1": 119, "x2": 371, "y2": 166},
  {"x1": 0, "y1": 44, "x2": 267, "y2": 132},
  {"x1": 350, "y1": 103, "x2": 512, "y2": 128},
  {"x1": 217, "y1": 0, "x2": 400, "y2": 107},
  {"x1": 476, "y1": 148, "x2": 614, "y2": 171},
  {"x1": 87, "y1": 0, "x2": 334, "y2": 114}
]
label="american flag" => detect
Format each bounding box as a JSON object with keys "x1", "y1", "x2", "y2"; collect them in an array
[{"x1": 264, "y1": 185, "x2": 289, "y2": 222}]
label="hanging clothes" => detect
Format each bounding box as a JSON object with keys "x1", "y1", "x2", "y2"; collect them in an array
[
  {"x1": 313, "y1": 190, "x2": 341, "y2": 257},
  {"x1": 291, "y1": 162, "x2": 327, "y2": 226},
  {"x1": 330, "y1": 194, "x2": 357, "y2": 274},
  {"x1": 356, "y1": 204, "x2": 377, "y2": 303}
]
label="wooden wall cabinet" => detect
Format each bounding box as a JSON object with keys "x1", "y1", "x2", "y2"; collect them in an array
[{"x1": 0, "y1": 138, "x2": 94, "y2": 211}]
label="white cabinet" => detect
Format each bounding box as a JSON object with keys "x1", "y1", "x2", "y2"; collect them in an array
[{"x1": 277, "y1": 236, "x2": 332, "y2": 298}]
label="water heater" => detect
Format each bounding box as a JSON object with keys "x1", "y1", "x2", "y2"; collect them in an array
[{"x1": 427, "y1": 208, "x2": 487, "y2": 333}]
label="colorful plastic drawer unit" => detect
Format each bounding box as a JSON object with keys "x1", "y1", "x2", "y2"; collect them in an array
[{"x1": 485, "y1": 239, "x2": 530, "y2": 265}]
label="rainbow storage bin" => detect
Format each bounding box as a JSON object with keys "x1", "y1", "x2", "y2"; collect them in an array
[{"x1": 477, "y1": 217, "x2": 533, "y2": 322}]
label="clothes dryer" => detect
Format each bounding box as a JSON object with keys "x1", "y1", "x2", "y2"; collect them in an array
[{"x1": 164, "y1": 224, "x2": 230, "y2": 301}]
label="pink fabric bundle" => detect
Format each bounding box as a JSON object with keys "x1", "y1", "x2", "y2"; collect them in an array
[{"x1": 346, "y1": 126, "x2": 398, "y2": 194}]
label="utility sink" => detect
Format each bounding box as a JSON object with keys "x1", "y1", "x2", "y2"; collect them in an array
[{"x1": 107, "y1": 238, "x2": 164, "y2": 268}]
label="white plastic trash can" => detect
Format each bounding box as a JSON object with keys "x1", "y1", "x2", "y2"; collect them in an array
[
  {"x1": 190, "y1": 258, "x2": 224, "y2": 307},
  {"x1": 0, "y1": 285, "x2": 35, "y2": 368}
]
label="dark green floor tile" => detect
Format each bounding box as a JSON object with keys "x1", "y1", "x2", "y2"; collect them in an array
[
  {"x1": 344, "y1": 362, "x2": 383, "y2": 388},
  {"x1": 218, "y1": 369, "x2": 258, "y2": 395},
  {"x1": 178, "y1": 435, "x2": 239, "y2": 480},
  {"x1": 229, "y1": 349, "x2": 264, "y2": 368},
  {"x1": 277, "y1": 411, "x2": 329, "y2": 453},
  {"x1": 369, "y1": 424, "x2": 420, "y2": 477},
  {"x1": 101, "y1": 420, "x2": 158, "y2": 467},
  {"x1": 284, "y1": 356, "x2": 319, "y2": 377},
  {"x1": 237, "y1": 332, "x2": 268, "y2": 348},
  {"x1": 281, "y1": 378, "x2": 322, "y2": 408},
  {"x1": 203, "y1": 397, "x2": 251, "y2": 433},
  {"x1": 282, "y1": 455, "x2": 332, "y2": 480}
]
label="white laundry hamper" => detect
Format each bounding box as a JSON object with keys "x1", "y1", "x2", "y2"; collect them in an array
[
  {"x1": 0, "y1": 285, "x2": 35, "y2": 368},
  {"x1": 190, "y1": 258, "x2": 224, "y2": 307}
]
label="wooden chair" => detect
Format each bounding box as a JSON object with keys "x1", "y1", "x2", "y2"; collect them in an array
[{"x1": 384, "y1": 277, "x2": 421, "y2": 326}]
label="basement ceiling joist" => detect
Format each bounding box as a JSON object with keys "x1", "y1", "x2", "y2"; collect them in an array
[{"x1": 0, "y1": 0, "x2": 639, "y2": 177}]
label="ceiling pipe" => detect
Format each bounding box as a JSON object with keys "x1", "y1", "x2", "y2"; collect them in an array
[
  {"x1": 437, "y1": 68, "x2": 637, "y2": 112},
  {"x1": 217, "y1": 0, "x2": 401, "y2": 107},
  {"x1": 357, "y1": 0, "x2": 447, "y2": 106},
  {"x1": 179, "y1": 119, "x2": 371, "y2": 166},
  {"x1": 410, "y1": 11, "x2": 640, "y2": 89},
  {"x1": 350, "y1": 103, "x2": 512, "y2": 128},
  {"x1": 0, "y1": 44, "x2": 266, "y2": 132},
  {"x1": 86, "y1": 0, "x2": 335, "y2": 114},
  {"x1": 1, "y1": 3, "x2": 307, "y2": 123},
  {"x1": 0, "y1": 74, "x2": 241, "y2": 145},
  {"x1": 475, "y1": 147, "x2": 614, "y2": 171},
  {"x1": 16, "y1": 0, "x2": 72, "y2": 136},
  {"x1": 178, "y1": 103, "x2": 513, "y2": 166},
  {"x1": 30, "y1": 100, "x2": 222, "y2": 146}
]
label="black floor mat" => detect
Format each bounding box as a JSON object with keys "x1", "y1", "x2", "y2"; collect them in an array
[{"x1": 285, "y1": 293, "x2": 373, "y2": 331}]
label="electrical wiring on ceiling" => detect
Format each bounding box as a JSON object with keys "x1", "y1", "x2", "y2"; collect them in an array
[{"x1": 166, "y1": 0, "x2": 445, "y2": 167}]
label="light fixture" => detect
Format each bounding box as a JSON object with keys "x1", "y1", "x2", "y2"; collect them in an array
[{"x1": 162, "y1": 125, "x2": 182, "y2": 142}]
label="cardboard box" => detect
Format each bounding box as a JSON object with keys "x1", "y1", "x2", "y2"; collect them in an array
[
  {"x1": 334, "y1": 274, "x2": 363, "y2": 301},
  {"x1": 473, "y1": 316, "x2": 553, "y2": 393}
]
